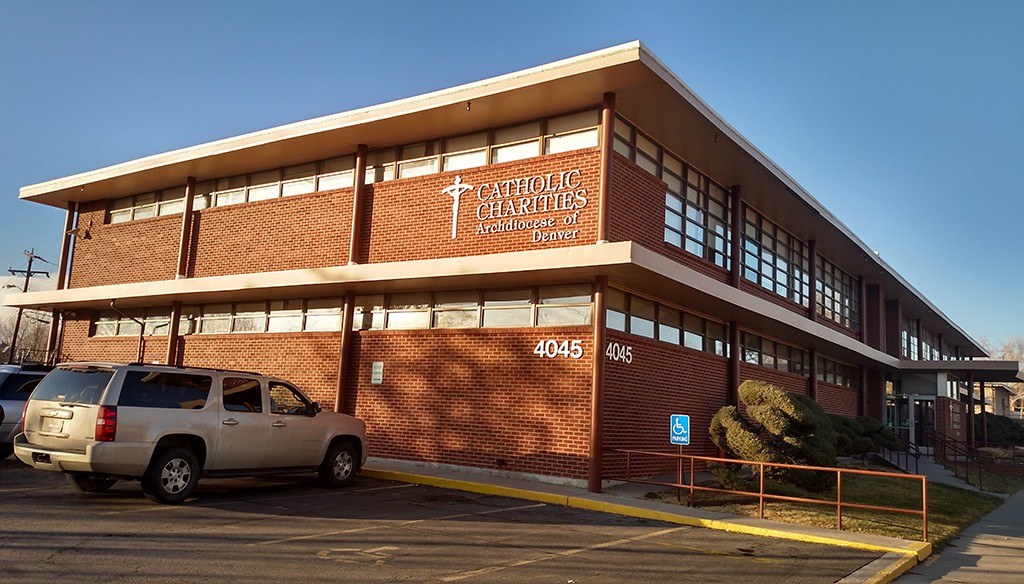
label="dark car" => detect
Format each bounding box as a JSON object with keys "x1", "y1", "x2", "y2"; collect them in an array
[{"x1": 0, "y1": 363, "x2": 51, "y2": 459}]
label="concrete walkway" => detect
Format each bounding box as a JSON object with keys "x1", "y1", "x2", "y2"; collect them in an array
[{"x1": 896, "y1": 487, "x2": 1024, "y2": 583}]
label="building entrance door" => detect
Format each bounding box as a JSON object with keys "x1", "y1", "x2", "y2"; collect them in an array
[{"x1": 885, "y1": 395, "x2": 936, "y2": 451}]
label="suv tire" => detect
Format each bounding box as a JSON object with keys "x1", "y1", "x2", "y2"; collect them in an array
[
  {"x1": 142, "y1": 447, "x2": 200, "y2": 504},
  {"x1": 319, "y1": 441, "x2": 358, "y2": 487},
  {"x1": 0, "y1": 443, "x2": 13, "y2": 461},
  {"x1": 66, "y1": 472, "x2": 118, "y2": 493}
]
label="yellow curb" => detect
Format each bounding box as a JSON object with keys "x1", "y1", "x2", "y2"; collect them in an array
[
  {"x1": 857, "y1": 551, "x2": 922, "y2": 584},
  {"x1": 363, "y1": 467, "x2": 932, "y2": 562}
]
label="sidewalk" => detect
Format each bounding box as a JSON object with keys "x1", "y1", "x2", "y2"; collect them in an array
[
  {"x1": 362, "y1": 458, "x2": 931, "y2": 584},
  {"x1": 896, "y1": 487, "x2": 1024, "y2": 583}
]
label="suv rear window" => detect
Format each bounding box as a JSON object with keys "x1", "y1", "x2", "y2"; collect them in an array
[
  {"x1": 117, "y1": 371, "x2": 212, "y2": 410},
  {"x1": 31, "y1": 367, "x2": 114, "y2": 405}
]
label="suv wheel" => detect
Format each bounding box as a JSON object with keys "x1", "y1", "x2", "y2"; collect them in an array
[
  {"x1": 319, "y1": 442, "x2": 358, "y2": 487},
  {"x1": 142, "y1": 448, "x2": 199, "y2": 504},
  {"x1": 65, "y1": 472, "x2": 118, "y2": 493},
  {"x1": 0, "y1": 443, "x2": 13, "y2": 461}
]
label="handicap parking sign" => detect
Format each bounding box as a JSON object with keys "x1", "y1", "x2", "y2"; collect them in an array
[{"x1": 670, "y1": 414, "x2": 690, "y2": 445}]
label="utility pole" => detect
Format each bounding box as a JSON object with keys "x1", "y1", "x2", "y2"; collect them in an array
[{"x1": 7, "y1": 249, "x2": 50, "y2": 363}]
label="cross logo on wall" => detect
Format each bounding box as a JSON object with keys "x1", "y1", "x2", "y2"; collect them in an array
[{"x1": 441, "y1": 175, "x2": 473, "y2": 239}]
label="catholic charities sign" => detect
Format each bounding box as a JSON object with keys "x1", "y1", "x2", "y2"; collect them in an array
[{"x1": 442, "y1": 169, "x2": 588, "y2": 242}]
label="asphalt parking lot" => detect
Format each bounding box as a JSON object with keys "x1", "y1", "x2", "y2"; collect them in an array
[{"x1": 0, "y1": 458, "x2": 882, "y2": 583}]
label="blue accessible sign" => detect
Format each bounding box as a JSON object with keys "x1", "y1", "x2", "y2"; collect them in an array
[{"x1": 670, "y1": 414, "x2": 690, "y2": 445}]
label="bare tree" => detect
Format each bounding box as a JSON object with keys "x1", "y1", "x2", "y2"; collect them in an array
[
  {"x1": 0, "y1": 310, "x2": 50, "y2": 363},
  {"x1": 982, "y1": 336, "x2": 1024, "y2": 417}
]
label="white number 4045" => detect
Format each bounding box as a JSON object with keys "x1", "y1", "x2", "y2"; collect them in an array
[{"x1": 533, "y1": 339, "x2": 584, "y2": 359}]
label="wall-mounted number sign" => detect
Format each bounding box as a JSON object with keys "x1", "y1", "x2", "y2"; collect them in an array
[
  {"x1": 533, "y1": 339, "x2": 584, "y2": 359},
  {"x1": 605, "y1": 341, "x2": 633, "y2": 364}
]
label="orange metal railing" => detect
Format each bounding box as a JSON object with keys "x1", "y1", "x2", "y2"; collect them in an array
[{"x1": 604, "y1": 448, "x2": 929, "y2": 541}]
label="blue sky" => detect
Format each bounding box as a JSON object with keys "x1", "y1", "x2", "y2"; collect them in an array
[{"x1": 1, "y1": 1, "x2": 1021, "y2": 346}]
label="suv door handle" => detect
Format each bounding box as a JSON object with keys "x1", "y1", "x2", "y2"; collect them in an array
[
  {"x1": 271, "y1": 420, "x2": 286, "y2": 428},
  {"x1": 222, "y1": 418, "x2": 239, "y2": 426}
]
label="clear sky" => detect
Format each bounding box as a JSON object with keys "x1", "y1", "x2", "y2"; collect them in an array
[{"x1": 1, "y1": 0, "x2": 1021, "y2": 346}]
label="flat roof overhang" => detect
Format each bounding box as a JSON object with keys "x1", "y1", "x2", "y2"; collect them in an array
[
  {"x1": 899, "y1": 360, "x2": 1024, "y2": 383},
  {"x1": 4, "y1": 241, "x2": 898, "y2": 371},
  {"x1": 16, "y1": 41, "x2": 984, "y2": 357}
]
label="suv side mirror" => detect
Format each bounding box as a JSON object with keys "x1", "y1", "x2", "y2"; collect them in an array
[{"x1": 309, "y1": 402, "x2": 322, "y2": 417}]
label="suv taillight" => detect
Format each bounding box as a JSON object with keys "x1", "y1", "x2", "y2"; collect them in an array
[
  {"x1": 95, "y1": 406, "x2": 117, "y2": 442},
  {"x1": 22, "y1": 400, "x2": 30, "y2": 434}
]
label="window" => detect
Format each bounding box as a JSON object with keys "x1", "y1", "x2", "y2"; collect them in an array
[
  {"x1": 91, "y1": 309, "x2": 172, "y2": 338},
  {"x1": 537, "y1": 285, "x2": 592, "y2": 326},
  {"x1": 664, "y1": 164, "x2": 730, "y2": 268},
  {"x1": 443, "y1": 132, "x2": 488, "y2": 172},
  {"x1": 353, "y1": 295, "x2": 385, "y2": 331},
  {"x1": 232, "y1": 302, "x2": 267, "y2": 333},
  {"x1": 743, "y1": 207, "x2": 810, "y2": 307},
  {"x1": 606, "y1": 289, "x2": 627, "y2": 332},
  {"x1": 629, "y1": 297, "x2": 655, "y2": 339},
  {"x1": 491, "y1": 122, "x2": 541, "y2": 164},
  {"x1": 386, "y1": 292, "x2": 431, "y2": 329},
  {"x1": 318, "y1": 156, "x2": 355, "y2": 191},
  {"x1": 817, "y1": 356, "x2": 861, "y2": 389},
  {"x1": 544, "y1": 110, "x2": 599, "y2": 154},
  {"x1": 482, "y1": 289, "x2": 531, "y2": 327},
  {"x1": 605, "y1": 288, "x2": 729, "y2": 357},
  {"x1": 433, "y1": 290, "x2": 479, "y2": 328},
  {"x1": 901, "y1": 316, "x2": 920, "y2": 360},
  {"x1": 741, "y1": 332, "x2": 808, "y2": 376},
  {"x1": 351, "y1": 285, "x2": 593, "y2": 331},
  {"x1": 91, "y1": 299, "x2": 349, "y2": 338},
  {"x1": 282, "y1": 163, "x2": 317, "y2": 197},
  {"x1": 816, "y1": 256, "x2": 860, "y2": 330},
  {"x1": 658, "y1": 306, "x2": 681, "y2": 345},
  {"x1": 117, "y1": 371, "x2": 212, "y2": 410},
  {"x1": 269, "y1": 382, "x2": 311, "y2": 415},
  {"x1": 304, "y1": 298, "x2": 343, "y2": 332},
  {"x1": 222, "y1": 377, "x2": 263, "y2": 413},
  {"x1": 267, "y1": 300, "x2": 304, "y2": 333}
]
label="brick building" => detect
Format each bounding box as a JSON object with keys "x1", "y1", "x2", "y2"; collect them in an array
[{"x1": 9, "y1": 42, "x2": 1022, "y2": 489}]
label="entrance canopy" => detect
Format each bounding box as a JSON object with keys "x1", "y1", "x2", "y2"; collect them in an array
[{"x1": 899, "y1": 360, "x2": 1024, "y2": 383}]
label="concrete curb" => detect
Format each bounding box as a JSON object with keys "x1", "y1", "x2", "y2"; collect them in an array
[{"x1": 363, "y1": 466, "x2": 930, "y2": 581}]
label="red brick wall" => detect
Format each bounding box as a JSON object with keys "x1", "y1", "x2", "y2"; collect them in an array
[
  {"x1": 936, "y1": 396, "x2": 967, "y2": 442},
  {"x1": 607, "y1": 154, "x2": 729, "y2": 283},
  {"x1": 603, "y1": 331, "x2": 730, "y2": 477},
  {"x1": 190, "y1": 189, "x2": 353, "y2": 278},
  {"x1": 346, "y1": 327, "x2": 593, "y2": 479},
  {"x1": 361, "y1": 150, "x2": 600, "y2": 264},
  {"x1": 739, "y1": 363, "x2": 809, "y2": 396},
  {"x1": 816, "y1": 382, "x2": 860, "y2": 417},
  {"x1": 69, "y1": 202, "x2": 180, "y2": 288}
]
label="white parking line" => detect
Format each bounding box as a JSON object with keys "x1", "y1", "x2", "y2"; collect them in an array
[
  {"x1": 252, "y1": 502, "x2": 547, "y2": 546},
  {"x1": 439, "y1": 527, "x2": 687, "y2": 581}
]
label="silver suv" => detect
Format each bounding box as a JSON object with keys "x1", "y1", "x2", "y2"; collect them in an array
[
  {"x1": 14, "y1": 362, "x2": 367, "y2": 504},
  {"x1": 0, "y1": 363, "x2": 51, "y2": 460}
]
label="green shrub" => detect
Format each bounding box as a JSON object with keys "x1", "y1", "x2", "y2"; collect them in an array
[{"x1": 710, "y1": 380, "x2": 837, "y2": 492}]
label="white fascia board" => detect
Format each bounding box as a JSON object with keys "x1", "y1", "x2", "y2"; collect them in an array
[{"x1": 2, "y1": 242, "x2": 636, "y2": 310}]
